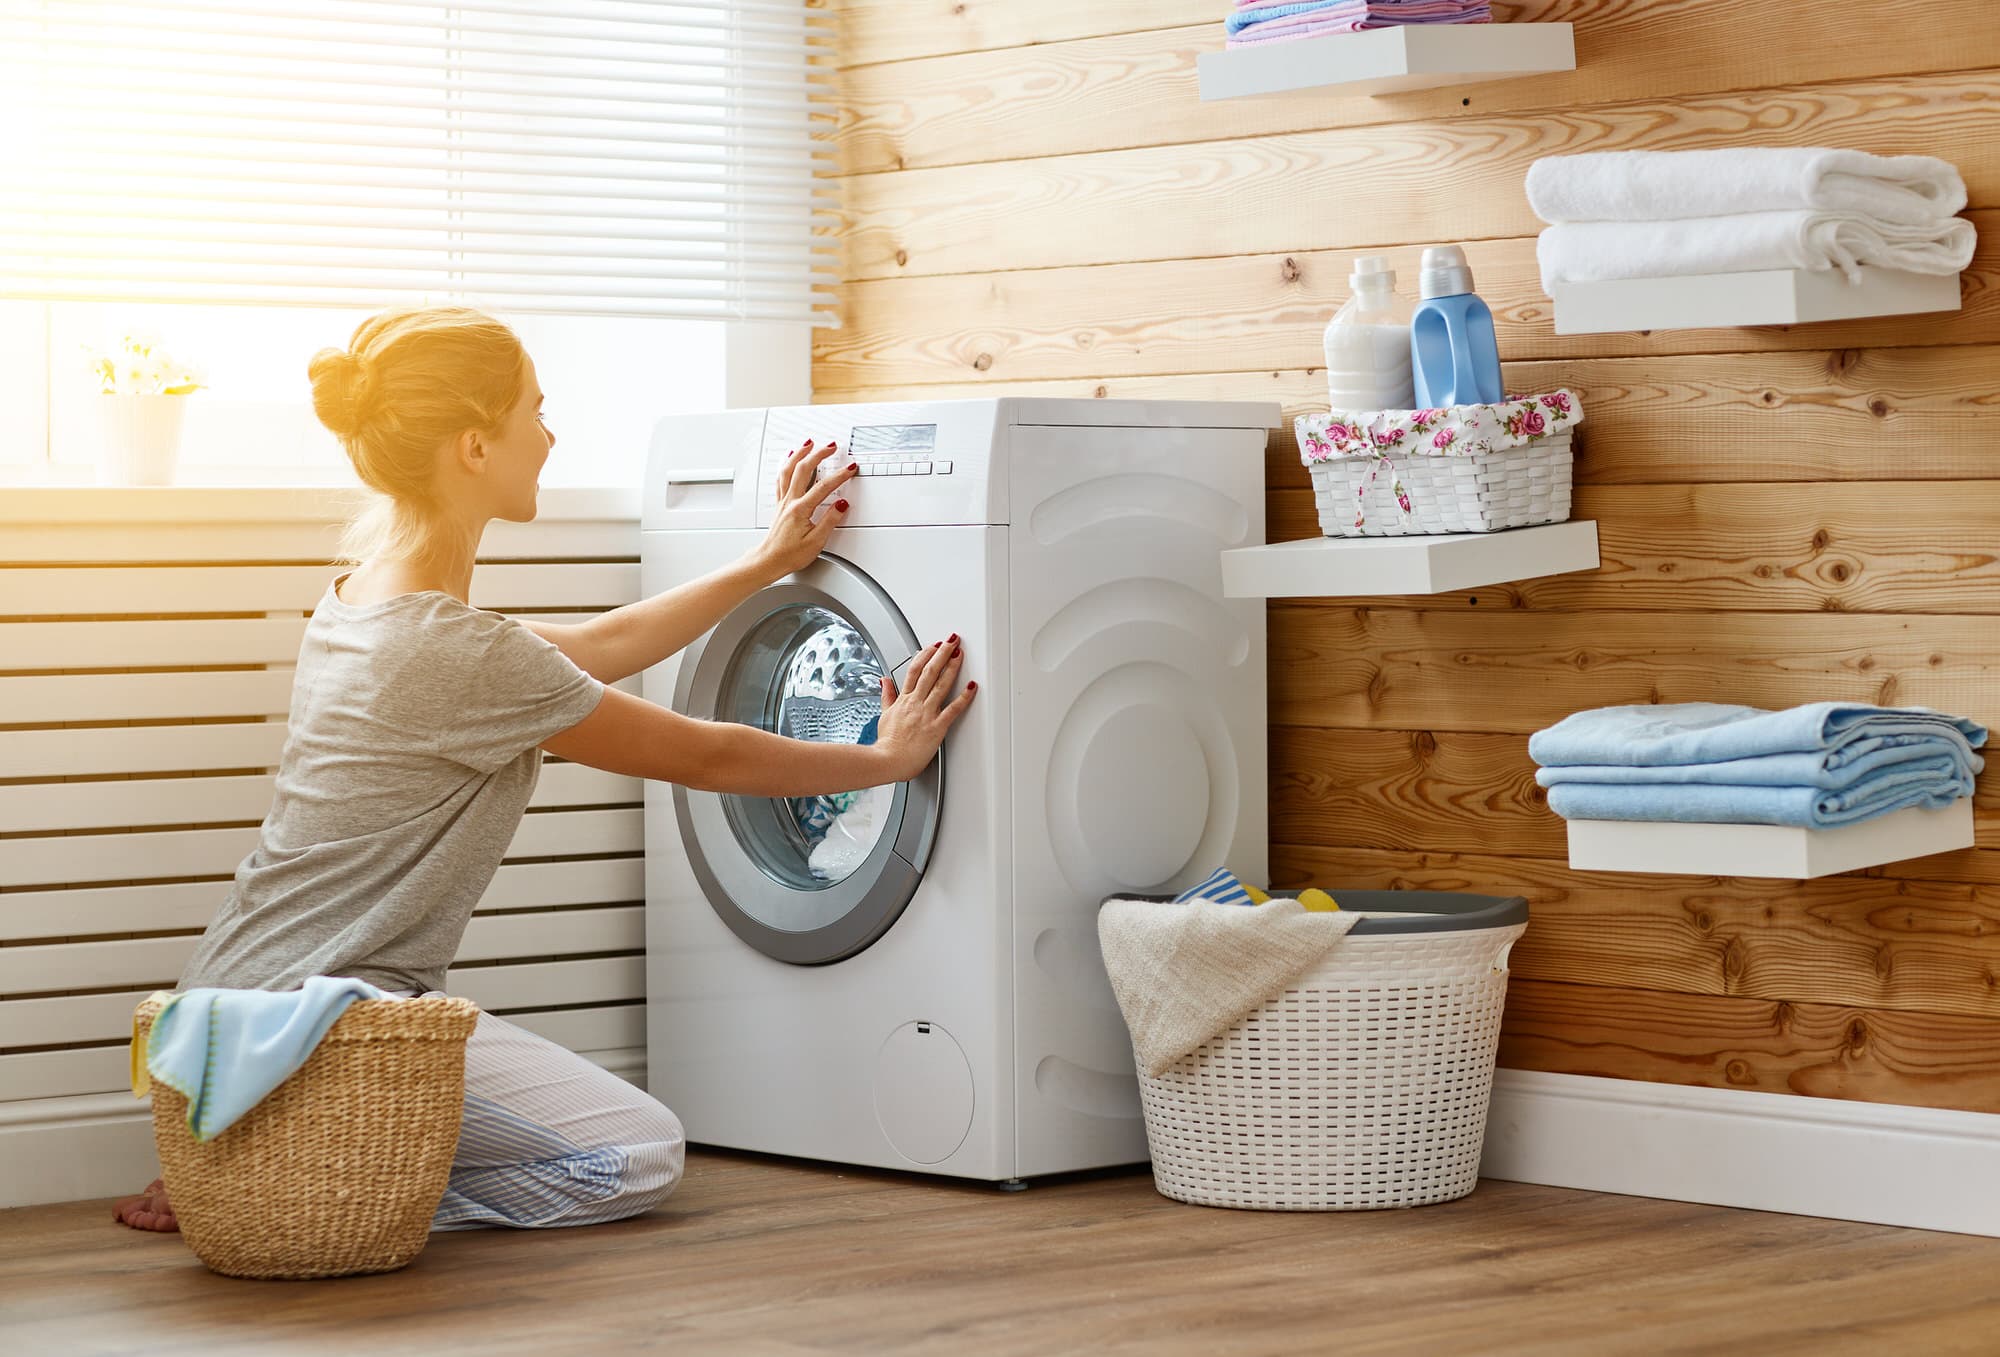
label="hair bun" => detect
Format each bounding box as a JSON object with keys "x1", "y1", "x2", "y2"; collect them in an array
[{"x1": 308, "y1": 347, "x2": 372, "y2": 439}]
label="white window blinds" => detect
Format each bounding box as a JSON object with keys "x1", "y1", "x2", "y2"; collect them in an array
[{"x1": 0, "y1": 0, "x2": 838, "y2": 323}]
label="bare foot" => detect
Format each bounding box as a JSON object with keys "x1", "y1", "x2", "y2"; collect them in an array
[{"x1": 113, "y1": 1178, "x2": 179, "y2": 1232}]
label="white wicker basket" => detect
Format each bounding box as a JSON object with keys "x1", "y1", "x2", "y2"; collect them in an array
[
  {"x1": 1128, "y1": 891, "x2": 1528, "y2": 1212},
  {"x1": 1310, "y1": 433, "x2": 1573, "y2": 537}
]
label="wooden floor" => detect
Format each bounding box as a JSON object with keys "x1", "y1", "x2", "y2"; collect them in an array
[{"x1": 8, "y1": 1152, "x2": 2000, "y2": 1356}]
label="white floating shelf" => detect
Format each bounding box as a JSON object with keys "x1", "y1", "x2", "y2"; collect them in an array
[
  {"x1": 1221, "y1": 520, "x2": 1598, "y2": 598},
  {"x1": 1565, "y1": 799, "x2": 1974, "y2": 880},
  {"x1": 1551, "y1": 267, "x2": 1962, "y2": 335},
  {"x1": 1197, "y1": 22, "x2": 1575, "y2": 101}
]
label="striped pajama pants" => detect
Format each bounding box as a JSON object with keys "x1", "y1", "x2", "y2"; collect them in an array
[{"x1": 391, "y1": 992, "x2": 686, "y2": 1230}]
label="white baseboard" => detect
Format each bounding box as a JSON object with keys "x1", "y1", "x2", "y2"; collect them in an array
[
  {"x1": 0, "y1": 1048, "x2": 646, "y2": 1210},
  {"x1": 0, "y1": 1092, "x2": 161, "y2": 1209},
  {"x1": 1482, "y1": 1069, "x2": 2000, "y2": 1237}
]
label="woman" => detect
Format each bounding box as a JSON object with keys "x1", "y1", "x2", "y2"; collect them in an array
[{"x1": 114, "y1": 306, "x2": 974, "y2": 1233}]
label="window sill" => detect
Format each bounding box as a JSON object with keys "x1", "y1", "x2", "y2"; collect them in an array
[{"x1": 0, "y1": 484, "x2": 642, "y2": 524}]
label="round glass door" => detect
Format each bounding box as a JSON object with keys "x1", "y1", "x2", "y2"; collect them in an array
[{"x1": 672, "y1": 556, "x2": 942, "y2": 965}]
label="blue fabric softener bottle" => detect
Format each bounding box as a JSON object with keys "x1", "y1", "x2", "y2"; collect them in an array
[{"x1": 1410, "y1": 244, "x2": 1504, "y2": 407}]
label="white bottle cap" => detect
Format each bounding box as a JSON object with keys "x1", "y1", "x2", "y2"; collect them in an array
[
  {"x1": 1419, "y1": 245, "x2": 1475, "y2": 299},
  {"x1": 1350, "y1": 254, "x2": 1396, "y2": 290}
]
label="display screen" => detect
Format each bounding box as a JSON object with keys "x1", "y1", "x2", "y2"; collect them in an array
[{"x1": 848, "y1": 423, "x2": 937, "y2": 454}]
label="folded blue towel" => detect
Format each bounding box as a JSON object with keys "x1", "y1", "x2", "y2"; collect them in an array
[
  {"x1": 1537, "y1": 739, "x2": 1979, "y2": 790},
  {"x1": 135, "y1": 976, "x2": 383, "y2": 1142},
  {"x1": 1528, "y1": 702, "x2": 1986, "y2": 769},
  {"x1": 1546, "y1": 774, "x2": 1971, "y2": 829}
]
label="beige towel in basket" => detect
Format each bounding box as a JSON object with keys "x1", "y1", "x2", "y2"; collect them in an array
[{"x1": 1098, "y1": 897, "x2": 1359, "y2": 1077}]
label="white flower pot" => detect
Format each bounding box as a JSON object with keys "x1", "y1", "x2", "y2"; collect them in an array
[{"x1": 96, "y1": 393, "x2": 189, "y2": 486}]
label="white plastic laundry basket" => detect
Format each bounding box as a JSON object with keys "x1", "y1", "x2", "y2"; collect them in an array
[{"x1": 1122, "y1": 890, "x2": 1529, "y2": 1212}]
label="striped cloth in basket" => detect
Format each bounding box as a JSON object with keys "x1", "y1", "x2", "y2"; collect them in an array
[{"x1": 1297, "y1": 390, "x2": 1584, "y2": 536}]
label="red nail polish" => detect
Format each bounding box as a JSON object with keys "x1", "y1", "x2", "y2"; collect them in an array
[
  {"x1": 848, "y1": 462, "x2": 858, "y2": 472},
  {"x1": 967, "y1": 682, "x2": 978, "y2": 692},
  {"x1": 835, "y1": 499, "x2": 849, "y2": 512},
  {"x1": 948, "y1": 633, "x2": 958, "y2": 643}
]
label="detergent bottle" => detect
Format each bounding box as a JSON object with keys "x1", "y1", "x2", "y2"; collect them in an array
[
  {"x1": 1321, "y1": 255, "x2": 1416, "y2": 411},
  {"x1": 1409, "y1": 244, "x2": 1504, "y2": 407}
]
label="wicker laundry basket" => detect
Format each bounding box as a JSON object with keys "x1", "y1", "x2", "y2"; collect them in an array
[
  {"x1": 1309, "y1": 434, "x2": 1573, "y2": 537},
  {"x1": 133, "y1": 992, "x2": 479, "y2": 1279},
  {"x1": 1121, "y1": 890, "x2": 1529, "y2": 1212}
]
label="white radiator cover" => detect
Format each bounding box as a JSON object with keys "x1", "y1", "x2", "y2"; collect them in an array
[{"x1": 0, "y1": 487, "x2": 645, "y2": 1207}]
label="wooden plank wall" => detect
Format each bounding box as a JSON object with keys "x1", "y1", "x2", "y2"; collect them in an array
[{"x1": 817, "y1": 0, "x2": 2000, "y2": 1114}]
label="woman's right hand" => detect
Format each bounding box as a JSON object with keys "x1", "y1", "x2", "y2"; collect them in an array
[{"x1": 875, "y1": 637, "x2": 976, "y2": 782}]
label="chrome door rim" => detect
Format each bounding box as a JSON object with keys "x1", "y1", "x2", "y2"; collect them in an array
[{"x1": 670, "y1": 555, "x2": 943, "y2": 965}]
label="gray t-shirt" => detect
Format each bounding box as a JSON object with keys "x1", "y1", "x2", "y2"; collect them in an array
[{"x1": 178, "y1": 575, "x2": 606, "y2": 995}]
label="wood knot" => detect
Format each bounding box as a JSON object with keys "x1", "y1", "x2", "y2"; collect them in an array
[
  {"x1": 1761, "y1": 390, "x2": 1778, "y2": 405},
  {"x1": 1811, "y1": 529, "x2": 1830, "y2": 550},
  {"x1": 894, "y1": 248, "x2": 909, "y2": 267},
  {"x1": 1280, "y1": 257, "x2": 1302, "y2": 284},
  {"x1": 1828, "y1": 561, "x2": 1851, "y2": 582},
  {"x1": 1093, "y1": 385, "x2": 1107, "y2": 398},
  {"x1": 1724, "y1": 1059, "x2": 1754, "y2": 1085},
  {"x1": 972, "y1": 353, "x2": 992, "y2": 372},
  {"x1": 1412, "y1": 730, "x2": 1438, "y2": 759},
  {"x1": 1867, "y1": 396, "x2": 1892, "y2": 418}
]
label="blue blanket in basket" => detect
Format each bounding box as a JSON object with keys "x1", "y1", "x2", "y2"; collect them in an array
[{"x1": 133, "y1": 976, "x2": 384, "y2": 1142}]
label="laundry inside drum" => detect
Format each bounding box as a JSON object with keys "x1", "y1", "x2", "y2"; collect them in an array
[{"x1": 721, "y1": 604, "x2": 897, "y2": 898}]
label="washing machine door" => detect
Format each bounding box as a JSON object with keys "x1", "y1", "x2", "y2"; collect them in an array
[{"x1": 671, "y1": 555, "x2": 942, "y2": 965}]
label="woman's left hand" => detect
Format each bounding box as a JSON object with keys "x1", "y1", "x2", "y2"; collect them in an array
[{"x1": 754, "y1": 438, "x2": 857, "y2": 581}]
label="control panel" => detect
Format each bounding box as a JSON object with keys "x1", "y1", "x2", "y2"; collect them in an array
[{"x1": 755, "y1": 400, "x2": 1005, "y2": 529}]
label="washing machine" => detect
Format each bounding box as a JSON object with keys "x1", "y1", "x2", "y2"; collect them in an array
[{"x1": 641, "y1": 396, "x2": 1277, "y2": 1182}]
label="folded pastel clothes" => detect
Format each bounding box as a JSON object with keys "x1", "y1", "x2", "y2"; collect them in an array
[
  {"x1": 1528, "y1": 702, "x2": 1987, "y2": 769},
  {"x1": 1544, "y1": 774, "x2": 1972, "y2": 829},
  {"x1": 1526, "y1": 149, "x2": 1969, "y2": 229},
  {"x1": 1099, "y1": 896, "x2": 1358, "y2": 1077},
  {"x1": 1536, "y1": 211, "x2": 1978, "y2": 288},
  {"x1": 132, "y1": 975, "x2": 384, "y2": 1141},
  {"x1": 1225, "y1": 0, "x2": 1489, "y2": 43}
]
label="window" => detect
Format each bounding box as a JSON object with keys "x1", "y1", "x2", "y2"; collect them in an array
[{"x1": 0, "y1": 0, "x2": 834, "y2": 483}]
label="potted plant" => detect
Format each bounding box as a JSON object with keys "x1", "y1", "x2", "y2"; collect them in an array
[{"x1": 85, "y1": 334, "x2": 204, "y2": 486}]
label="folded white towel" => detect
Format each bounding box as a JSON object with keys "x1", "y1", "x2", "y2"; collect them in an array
[
  {"x1": 1097, "y1": 896, "x2": 1358, "y2": 1078},
  {"x1": 1527, "y1": 149, "x2": 1968, "y2": 229},
  {"x1": 1537, "y1": 210, "x2": 1978, "y2": 289}
]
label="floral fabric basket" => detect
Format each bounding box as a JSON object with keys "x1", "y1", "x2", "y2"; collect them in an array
[{"x1": 1297, "y1": 390, "x2": 1583, "y2": 537}]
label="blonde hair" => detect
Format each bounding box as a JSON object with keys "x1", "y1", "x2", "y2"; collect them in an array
[{"x1": 308, "y1": 306, "x2": 529, "y2": 566}]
